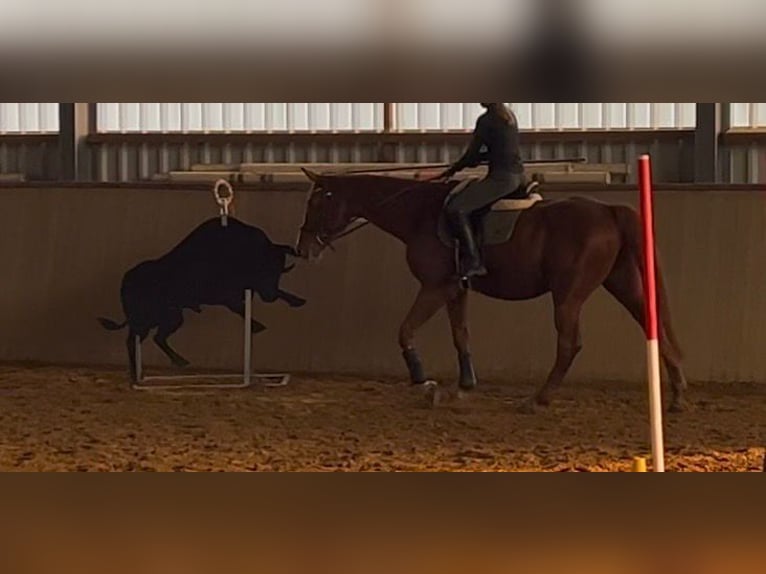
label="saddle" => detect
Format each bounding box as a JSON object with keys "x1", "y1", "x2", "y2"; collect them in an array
[{"x1": 437, "y1": 179, "x2": 544, "y2": 248}]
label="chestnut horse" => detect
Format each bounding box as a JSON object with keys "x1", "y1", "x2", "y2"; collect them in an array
[{"x1": 296, "y1": 169, "x2": 688, "y2": 413}]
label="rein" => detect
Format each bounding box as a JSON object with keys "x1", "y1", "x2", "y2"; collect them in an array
[
  {"x1": 331, "y1": 182, "x2": 425, "y2": 240},
  {"x1": 304, "y1": 155, "x2": 587, "y2": 246}
]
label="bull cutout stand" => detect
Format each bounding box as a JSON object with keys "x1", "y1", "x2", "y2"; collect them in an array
[{"x1": 131, "y1": 180, "x2": 291, "y2": 391}]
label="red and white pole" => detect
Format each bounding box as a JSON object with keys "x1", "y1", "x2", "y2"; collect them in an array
[{"x1": 638, "y1": 155, "x2": 666, "y2": 473}]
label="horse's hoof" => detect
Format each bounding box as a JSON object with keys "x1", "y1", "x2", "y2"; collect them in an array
[
  {"x1": 289, "y1": 298, "x2": 307, "y2": 308},
  {"x1": 457, "y1": 368, "x2": 478, "y2": 392},
  {"x1": 518, "y1": 398, "x2": 539, "y2": 415},
  {"x1": 173, "y1": 359, "x2": 191, "y2": 368},
  {"x1": 669, "y1": 399, "x2": 692, "y2": 414},
  {"x1": 422, "y1": 381, "x2": 441, "y2": 408}
]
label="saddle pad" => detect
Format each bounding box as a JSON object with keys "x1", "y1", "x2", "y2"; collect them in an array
[
  {"x1": 491, "y1": 193, "x2": 543, "y2": 212},
  {"x1": 437, "y1": 194, "x2": 543, "y2": 247},
  {"x1": 478, "y1": 210, "x2": 524, "y2": 245}
]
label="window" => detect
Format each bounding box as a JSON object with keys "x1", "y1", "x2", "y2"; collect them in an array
[
  {"x1": 0, "y1": 103, "x2": 58, "y2": 133},
  {"x1": 96, "y1": 103, "x2": 384, "y2": 133},
  {"x1": 731, "y1": 103, "x2": 766, "y2": 128},
  {"x1": 395, "y1": 103, "x2": 697, "y2": 130}
]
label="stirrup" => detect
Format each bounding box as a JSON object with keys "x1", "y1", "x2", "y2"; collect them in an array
[
  {"x1": 462, "y1": 264, "x2": 488, "y2": 279},
  {"x1": 458, "y1": 266, "x2": 486, "y2": 290},
  {"x1": 458, "y1": 253, "x2": 487, "y2": 280}
]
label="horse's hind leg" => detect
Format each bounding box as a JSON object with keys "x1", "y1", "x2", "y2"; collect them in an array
[
  {"x1": 662, "y1": 352, "x2": 689, "y2": 412},
  {"x1": 522, "y1": 298, "x2": 584, "y2": 413},
  {"x1": 604, "y1": 263, "x2": 689, "y2": 413},
  {"x1": 523, "y1": 253, "x2": 613, "y2": 413},
  {"x1": 399, "y1": 286, "x2": 449, "y2": 385},
  {"x1": 154, "y1": 310, "x2": 190, "y2": 368}
]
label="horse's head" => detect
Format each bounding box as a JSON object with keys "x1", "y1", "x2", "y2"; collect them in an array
[{"x1": 296, "y1": 168, "x2": 357, "y2": 260}]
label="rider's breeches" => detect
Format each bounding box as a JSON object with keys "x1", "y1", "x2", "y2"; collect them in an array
[{"x1": 444, "y1": 174, "x2": 524, "y2": 217}]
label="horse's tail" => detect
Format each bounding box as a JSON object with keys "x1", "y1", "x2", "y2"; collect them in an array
[
  {"x1": 611, "y1": 204, "x2": 684, "y2": 361},
  {"x1": 98, "y1": 317, "x2": 128, "y2": 331}
]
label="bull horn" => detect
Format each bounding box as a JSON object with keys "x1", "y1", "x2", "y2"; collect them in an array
[
  {"x1": 283, "y1": 263, "x2": 296, "y2": 274},
  {"x1": 279, "y1": 244, "x2": 298, "y2": 257},
  {"x1": 302, "y1": 168, "x2": 321, "y2": 184}
]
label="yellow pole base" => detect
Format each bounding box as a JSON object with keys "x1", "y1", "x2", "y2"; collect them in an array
[{"x1": 633, "y1": 457, "x2": 648, "y2": 473}]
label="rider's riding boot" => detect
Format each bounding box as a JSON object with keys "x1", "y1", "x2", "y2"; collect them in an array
[{"x1": 451, "y1": 212, "x2": 487, "y2": 279}]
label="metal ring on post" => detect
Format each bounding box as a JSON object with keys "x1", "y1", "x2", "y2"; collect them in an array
[{"x1": 213, "y1": 179, "x2": 234, "y2": 227}]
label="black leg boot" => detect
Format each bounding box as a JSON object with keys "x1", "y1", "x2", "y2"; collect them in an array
[{"x1": 451, "y1": 212, "x2": 487, "y2": 280}]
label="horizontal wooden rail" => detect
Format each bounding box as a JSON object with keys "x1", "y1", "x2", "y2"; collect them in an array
[
  {"x1": 0, "y1": 134, "x2": 59, "y2": 144},
  {"x1": 155, "y1": 161, "x2": 628, "y2": 186},
  {"x1": 0, "y1": 173, "x2": 26, "y2": 183},
  {"x1": 722, "y1": 128, "x2": 766, "y2": 145},
  {"x1": 85, "y1": 129, "x2": 695, "y2": 146}
]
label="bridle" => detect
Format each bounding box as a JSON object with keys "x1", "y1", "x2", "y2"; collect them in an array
[
  {"x1": 300, "y1": 178, "x2": 439, "y2": 251},
  {"x1": 299, "y1": 199, "x2": 370, "y2": 252},
  {"x1": 298, "y1": 186, "x2": 349, "y2": 252}
]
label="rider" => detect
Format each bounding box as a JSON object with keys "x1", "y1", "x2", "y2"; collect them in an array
[{"x1": 434, "y1": 103, "x2": 526, "y2": 279}]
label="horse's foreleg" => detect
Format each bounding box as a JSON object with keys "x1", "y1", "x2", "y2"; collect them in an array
[
  {"x1": 446, "y1": 289, "x2": 477, "y2": 391},
  {"x1": 399, "y1": 287, "x2": 448, "y2": 384}
]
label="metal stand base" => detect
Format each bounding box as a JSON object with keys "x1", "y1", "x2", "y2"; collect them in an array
[
  {"x1": 131, "y1": 373, "x2": 291, "y2": 392},
  {"x1": 132, "y1": 289, "x2": 291, "y2": 392}
]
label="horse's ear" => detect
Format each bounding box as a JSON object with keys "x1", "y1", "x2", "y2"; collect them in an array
[{"x1": 302, "y1": 168, "x2": 321, "y2": 184}]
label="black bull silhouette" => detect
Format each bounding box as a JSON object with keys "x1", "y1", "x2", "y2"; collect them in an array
[{"x1": 98, "y1": 218, "x2": 306, "y2": 381}]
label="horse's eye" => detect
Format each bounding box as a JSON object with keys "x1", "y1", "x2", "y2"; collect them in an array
[{"x1": 325, "y1": 191, "x2": 333, "y2": 199}]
